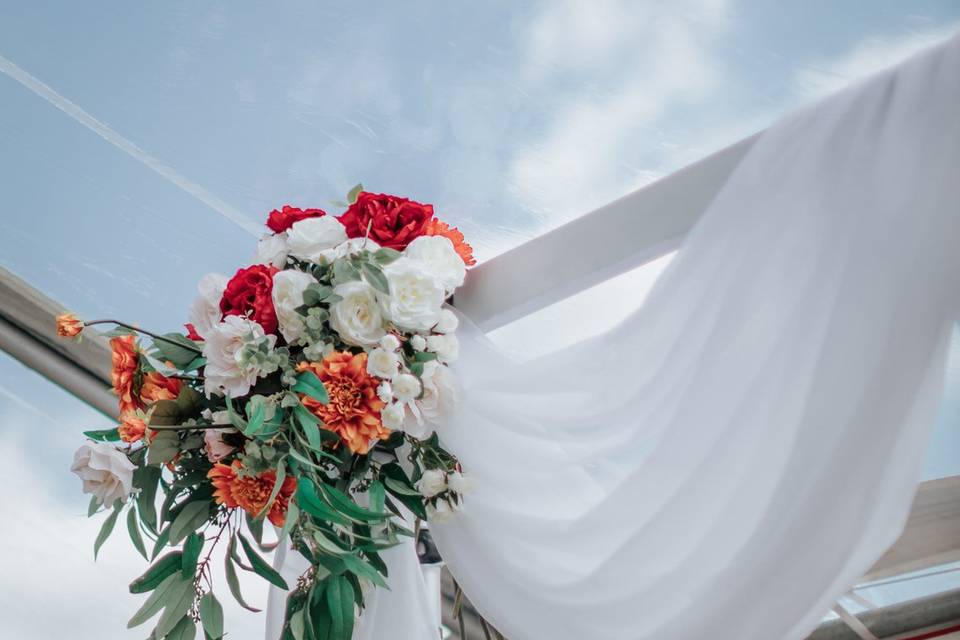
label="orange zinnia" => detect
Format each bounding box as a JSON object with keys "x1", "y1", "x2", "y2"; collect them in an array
[
  {"x1": 423, "y1": 218, "x2": 476, "y2": 266},
  {"x1": 141, "y1": 372, "x2": 182, "y2": 404},
  {"x1": 297, "y1": 352, "x2": 389, "y2": 454},
  {"x1": 208, "y1": 461, "x2": 297, "y2": 527},
  {"x1": 56, "y1": 312, "x2": 84, "y2": 338},
  {"x1": 118, "y1": 414, "x2": 148, "y2": 443},
  {"x1": 110, "y1": 335, "x2": 143, "y2": 415}
]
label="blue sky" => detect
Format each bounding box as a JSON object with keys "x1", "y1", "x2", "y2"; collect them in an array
[{"x1": 0, "y1": 2, "x2": 959, "y2": 637}]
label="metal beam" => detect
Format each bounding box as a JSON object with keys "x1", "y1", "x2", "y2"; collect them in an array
[{"x1": 455, "y1": 134, "x2": 758, "y2": 330}]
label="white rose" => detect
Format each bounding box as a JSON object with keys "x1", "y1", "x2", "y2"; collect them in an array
[
  {"x1": 202, "y1": 316, "x2": 276, "y2": 397},
  {"x1": 287, "y1": 217, "x2": 349, "y2": 262},
  {"x1": 319, "y1": 238, "x2": 381, "y2": 263},
  {"x1": 366, "y1": 348, "x2": 399, "y2": 379},
  {"x1": 272, "y1": 269, "x2": 315, "y2": 345},
  {"x1": 254, "y1": 233, "x2": 289, "y2": 268},
  {"x1": 415, "y1": 361, "x2": 459, "y2": 426},
  {"x1": 329, "y1": 281, "x2": 386, "y2": 347},
  {"x1": 70, "y1": 441, "x2": 136, "y2": 505},
  {"x1": 426, "y1": 499, "x2": 454, "y2": 523},
  {"x1": 380, "y1": 402, "x2": 405, "y2": 430},
  {"x1": 381, "y1": 258, "x2": 445, "y2": 331},
  {"x1": 416, "y1": 469, "x2": 447, "y2": 498},
  {"x1": 392, "y1": 373, "x2": 422, "y2": 402},
  {"x1": 410, "y1": 334, "x2": 427, "y2": 351},
  {"x1": 426, "y1": 334, "x2": 459, "y2": 363},
  {"x1": 376, "y1": 381, "x2": 393, "y2": 404},
  {"x1": 434, "y1": 308, "x2": 459, "y2": 334},
  {"x1": 404, "y1": 236, "x2": 466, "y2": 292},
  {"x1": 188, "y1": 273, "x2": 229, "y2": 339},
  {"x1": 378, "y1": 334, "x2": 401, "y2": 352},
  {"x1": 446, "y1": 471, "x2": 472, "y2": 495}
]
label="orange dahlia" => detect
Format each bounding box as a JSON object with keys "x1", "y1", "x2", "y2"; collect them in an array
[
  {"x1": 110, "y1": 335, "x2": 143, "y2": 415},
  {"x1": 423, "y1": 218, "x2": 476, "y2": 266},
  {"x1": 208, "y1": 461, "x2": 297, "y2": 527},
  {"x1": 117, "y1": 414, "x2": 148, "y2": 443},
  {"x1": 56, "y1": 312, "x2": 84, "y2": 338},
  {"x1": 141, "y1": 372, "x2": 182, "y2": 404},
  {"x1": 297, "y1": 352, "x2": 389, "y2": 454}
]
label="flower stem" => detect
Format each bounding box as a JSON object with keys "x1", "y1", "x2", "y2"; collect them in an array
[
  {"x1": 149, "y1": 423, "x2": 232, "y2": 431},
  {"x1": 84, "y1": 319, "x2": 203, "y2": 353}
]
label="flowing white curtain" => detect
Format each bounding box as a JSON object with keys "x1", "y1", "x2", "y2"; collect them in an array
[{"x1": 269, "y1": 33, "x2": 960, "y2": 640}]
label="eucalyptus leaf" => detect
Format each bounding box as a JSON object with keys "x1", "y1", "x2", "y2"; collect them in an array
[
  {"x1": 238, "y1": 533, "x2": 289, "y2": 589},
  {"x1": 126, "y1": 507, "x2": 148, "y2": 560},
  {"x1": 134, "y1": 464, "x2": 162, "y2": 532},
  {"x1": 181, "y1": 531, "x2": 204, "y2": 578},
  {"x1": 127, "y1": 573, "x2": 183, "y2": 628},
  {"x1": 198, "y1": 592, "x2": 224, "y2": 640},
  {"x1": 360, "y1": 262, "x2": 390, "y2": 295},
  {"x1": 293, "y1": 372, "x2": 329, "y2": 404},
  {"x1": 154, "y1": 573, "x2": 197, "y2": 637},
  {"x1": 94, "y1": 502, "x2": 122, "y2": 559},
  {"x1": 147, "y1": 430, "x2": 180, "y2": 465},
  {"x1": 130, "y1": 550, "x2": 183, "y2": 593},
  {"x1": 326, "y1": 576, "x2": 355, "y2": 640},
  {"x1": 225, "y1": 553, "x2": 262, "y2": 612},
  {"x1": 165, "y1": 615, "x2": 197, "y2": 640},
  {"x1": 83, "y1": 427, "x2": 121, "y2": 441},
  {"x1": 346, "y1": 182, "x2": 363, "y2": 204},
  {"x1": 296, "y1": 478, "x2": 351, "y2": 526},
  {"x1": 154, "y1": 333, "x2": 202, "y2": 369},
  {"x1": 169, "y1": 500, "x2": 211, "y2": 544}
]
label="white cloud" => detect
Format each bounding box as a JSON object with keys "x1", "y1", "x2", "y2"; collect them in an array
[
  {"x1": 794, "y1": 23, "x2": 960, "y2": 101},
  {"x1": 508, "y1": 0, "x2": 732, "y2": 225}
]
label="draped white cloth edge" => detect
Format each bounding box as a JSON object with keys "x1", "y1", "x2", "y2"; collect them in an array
[{"x1": 268, "y1": 33, "x2": 960, "y2": 640}]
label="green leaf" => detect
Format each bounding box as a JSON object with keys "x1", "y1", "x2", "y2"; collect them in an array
[
  {"x1": 331, "y1": 259, "x2": 360, "y2": 285},
  {"x1": 154, "y1": 333, "x2": 202, "y2": 369},
  {"x1": 151, "y1": 525, "x2": 171, "y2": 560},
  {"x1": 255, "y1": 459, "x2": 288, "y2": 521},
  {"x1": 341, "y1": 553, "x2": 388, "y2": 589},
  {"x1": 155, "y1": 574, "x2": 197, "y2": 637},
  {"x1": 225, "y1": 553, "x2": 262, "y2": 612},
  {"x1": 147, "y1": 429, "x2": 180, "y2": 466},
  {"x1": 83, "y1": 428, "x2": 120, "y2": 441},
  {"x1": 126, "y1": 507, "x2": 148, "y2": 560},
  {"x1": 87, "y1": 495, "x2": 101, "y2": 517},
  {"x1": 289, "y1": 607, "x2": 306, "y2": 640},
  {"x1": 296, "y1": 477, "x2": 351, "y2": 526},
  {"x1": 382, "y1": 476, "x2": 420, "y2": 497},
  {"x1": 413, "y1": 350, "x2": 439, "y2": 363},
  {"x1": 181, "y1": 532, "x2": 204, "y2": 578},
  {"x1": 294, "y1": 405, "x2": 325, "y2": 451},
  {"x1": 279, "y1": 500, "x2": 300, "y2": 544},
  {"x1": 165, "y1": 615, "x2": 197, "y2": 640},
  {"x1": 244, "y1": 396, "x2": 267, "y2": 436},
  {"x1": 130, "y1": 550, "x2": 184, "y2": 593},
  {"x1": 346, "y1": 182, "x2": 363, "y2": 204},
  {"x1": 246, "y1": 511, "x2": 265, "y2": 544},
  {"x1": 318, "y1": 483, "x2": 388, "y2": 522},
  {"x1": 225, "y1": 396, "x2": 248, "y2": 431},
  {"x1": 175, "y1": 385, "x2": 203, "y2": 415},
  {"x1": 148, "y1": 400, "x2": 182, "y2": 427},
  {"x1": 372, "y1": 247, "x2": 401, "y2": 265},
  {"x1": 311, "y1": 529, "x2": 348, "y2": 556},
  {"x1": 326, "y1": 576, "x2": 355, "y2": 640},
  {"x1": 127, "y1": 573, "x2": 184, "y2": 628},
  {"x1": 94, "y1": 502, "x2": 122, "y2": 559},
  {"x1": 293, "y1": 371, "x2": 329, "y2": 404},
  {"x1": 360, "y1": 262, "x2": 390, "y2": 295},
  {"x1": 238, "y1": 533, "x2": 288, "y2": 589},
  {"x1": 169, "y1": 500, "x2": 211, "y2": 544},
  {"x1": 134, "y1": 464, "x2": 162, "y2": 532},
  {"x1": 198, "y1": 592, "x2": 224, "y2": 640}
]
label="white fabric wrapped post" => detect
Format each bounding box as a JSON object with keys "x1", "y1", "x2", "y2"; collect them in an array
[{"x1": 268, "y1": 34, "x2": 960, "y2": 640}]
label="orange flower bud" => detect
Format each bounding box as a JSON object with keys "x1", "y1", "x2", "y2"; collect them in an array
[{"x1": 56, "y1": 313, "x2": 84, "y2": 338}]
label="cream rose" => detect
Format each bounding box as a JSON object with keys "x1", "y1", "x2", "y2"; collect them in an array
[
  {"x1": 254, "y1": 233, "x2": 290, "y2": 268},
  {"x1": 71, "y1": 441, "x2": 136, "y2": 505},
  {"x1": 416, "y1": 469, "x2": 447, "y2": 498},
  {"x1": 366, "y1": 347, "x2": 399, "y2": 379},
  {"x1": 380, "y1": 258, "x2": 445, "y2": 331},
  {"x1": 287, "y1": 217, "x2": 349, "y2": 262},
  {"x1": 415, "y1": 360, "x2": 459, "y2": 427},
  {"x1": 391, "y1": 373, "x2": 422, "y2": 403},
  {"x1": 404, "y1": 235, "x2": 466, "y2": 292},
  {"x1": 380, "y1": 402, "x2": 405, "y2": 430},
  {"x1": 187, "y1": 273, "x2": 229, "y2": 339},
  {"x1": 272, "y1": 269, "x2": 315, "y2": 345},
  {"x1": 426, "y1": 334, "x2": 460, "y2": 363},
  {"x1": 329, "y1": 281, "x2": 386, "y2": 347},
  {"x1": 319, "y1": 238, "x2": 381, "y2": 263},
  {"x1": 202, "y1": 315, "x2": 276, "y2": 397},
  {"x1": 434, "y1": 308, "x2": 459, "y2": 334}
]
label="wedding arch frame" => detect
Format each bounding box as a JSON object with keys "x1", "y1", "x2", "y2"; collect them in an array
[{"x1": 1, "y1": 133, "x2": 958, "y2": 639}]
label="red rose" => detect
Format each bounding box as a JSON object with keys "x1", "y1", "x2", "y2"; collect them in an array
[
  {"x1": 220, "y1": 264, "x2": 279, "y2": 334},
  {"x1": 337, "y1": 192, "x2": 433, "y2": 250},
  {"x1": 266, "y1": 205, "x2": 326, "y2": 233}
]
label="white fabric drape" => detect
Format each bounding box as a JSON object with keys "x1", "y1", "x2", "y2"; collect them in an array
[{"x1": 268, "y1": 34, "x2": 960, "y2": 640}]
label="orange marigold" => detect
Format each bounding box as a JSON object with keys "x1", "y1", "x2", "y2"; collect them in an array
[
  {"x1": 56, "y1": 312, "x2": 84, "y2": 338},
  {"x1": 141, "y1": 372, "x2": 182, "y2": 404},
  {"x1": 297, "y1": 352, "x2": 389, "y2": 454},
  {"x1": 118, "y1": 414, "x2": 148, "y2": 443},
  {"x1": 110, "y1": 335, "x2": 143, "y2": 415},
  {"x1": 208, "y1": 461, "x2": 297, "y2": 527},
  {"x1": 423, "y1": 218, "x2": 476, "y2": 266}
]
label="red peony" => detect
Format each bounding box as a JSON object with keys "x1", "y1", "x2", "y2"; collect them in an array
[
  {"x1": 337, "y1": 192, "x2": 433, "y2": 250},
  {"x1": 220, "y1": 264, "x2": 280, "y2": 335},
  {"x1": 266, "y1": 205, "x2": 326, "y2": 234}
]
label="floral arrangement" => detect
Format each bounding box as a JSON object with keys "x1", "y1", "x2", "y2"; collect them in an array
[{"x1": 59, "y1": 187, "x2": 473, "y2": 640}]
